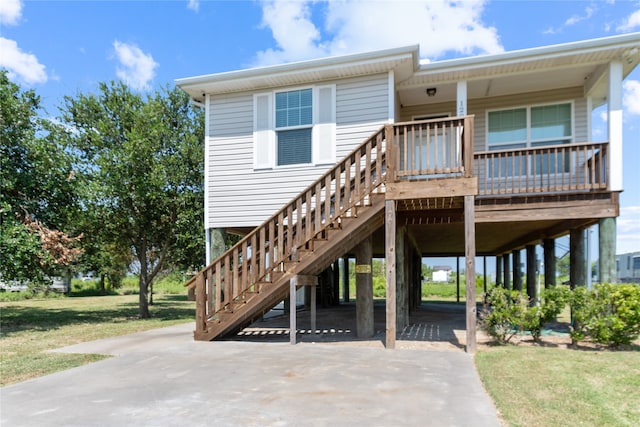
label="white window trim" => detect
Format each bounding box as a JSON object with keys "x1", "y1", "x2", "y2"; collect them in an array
[
  {"x1": 253, "y1": 92, "x2": 275, "y2": 170},
  {"x1": 253, "y1": 84, "x2": 336, "y2": 170},
  {"x1": 485, "y1": 100, "x2": 575, "y2": 151}
]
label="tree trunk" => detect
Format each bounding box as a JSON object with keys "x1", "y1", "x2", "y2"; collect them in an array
[
  {"x1": 138, "y1": 247, "x2": 151, "y2": 318},
  {"x1": 100, "y1": 274, "x2": 106, "y2": 295},
  {"x1": 139, "y1": 275, "x2": 150, "y2": 318},
  {"x1": 149, "y1": 282, "x2": 154, "y2": 306}
]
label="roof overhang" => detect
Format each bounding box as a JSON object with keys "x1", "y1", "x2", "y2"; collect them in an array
[
  {"x1": 398, "y1": 32, "x2": 640, "y2": 107},
  {"x1": 176, "y1": 45, "x2": 419, "y2": 102}
]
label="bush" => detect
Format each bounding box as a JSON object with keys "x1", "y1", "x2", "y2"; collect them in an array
[
  {"x1": 483, "y1": 283, "x2": 640, "y2": 347},
  {"x1": 522, "y1": 287, "x2": 570, "y2": 342},
  {"x1": 570, "y1": 283, "x2": 640, "y2": 347},
  {"x1": 482, "y1": 286, "x2": 570, "y2": 344},
  {"x1": 481, "y1": 287, "x2": 529, "y2": 344}
]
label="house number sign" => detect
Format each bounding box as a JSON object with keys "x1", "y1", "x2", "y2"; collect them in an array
[{"x1": 355, "y1": 264, "x2": 372, "y2": 274}]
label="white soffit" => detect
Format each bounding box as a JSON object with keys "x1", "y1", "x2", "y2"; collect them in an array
[{"x1": 399, "y1": 33, "x2": 640, "y2": 90}]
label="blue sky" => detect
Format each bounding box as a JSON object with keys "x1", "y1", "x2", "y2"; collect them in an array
[{"x1": 1, "y1": 0, "x2": 639, "y2": 256}]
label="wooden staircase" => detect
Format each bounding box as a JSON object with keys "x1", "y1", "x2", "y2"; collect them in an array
[{"x1": 185, "y1": 127, "x2": 388, "y2": 341}]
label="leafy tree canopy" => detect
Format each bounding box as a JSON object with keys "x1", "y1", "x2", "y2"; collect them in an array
[
  {"x1": 59, "y1": 81, "x2": 204, "y2": 317},
  {"x1": 0, "y1": 70, "x2": 81, "y2": 284}
]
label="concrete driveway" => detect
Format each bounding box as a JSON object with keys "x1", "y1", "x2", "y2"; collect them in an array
[{"x1": 0, "y1": 320, "x2": 500, "y2": 427}]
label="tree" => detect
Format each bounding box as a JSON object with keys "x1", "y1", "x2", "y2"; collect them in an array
[
  {"x1": 60, "y1": 82, "x2": 204, "y2": 317},
  {"x1": 0, "y1": 70, "x2": 81, "y2": 284}
]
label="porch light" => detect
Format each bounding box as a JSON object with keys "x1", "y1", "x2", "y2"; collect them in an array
[{"x1": 426, "y1": 87, "x2": 437, "y2": 97}]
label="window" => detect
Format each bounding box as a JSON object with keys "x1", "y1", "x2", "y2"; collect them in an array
[
  {"x1": 253, "y1": 85, "x2": 335, "y2": 169},
  {"x1": 488, "y1": 108, "x2": 527, "y2": 148},
  {"x1": 276, "y1": 89, "x2": 312, "y2": 165},
  {"x1": 487, "y1": 103, "x2": 573, "y2": 176}
]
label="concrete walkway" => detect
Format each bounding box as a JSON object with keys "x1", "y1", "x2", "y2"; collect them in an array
[{"x1": 0, "y1": 321, "x2": 500, "y2": 427}]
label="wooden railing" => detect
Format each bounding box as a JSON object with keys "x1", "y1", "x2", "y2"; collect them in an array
[
  {"x1": 474, "y1": 142, "x2": 609, "y2": 196},
  {"x1": 185, "y1": 126, "x2": 388, "y2": 333},
  {"x1": 387, "y1": 116, "x2": 474, "y2": 181}
]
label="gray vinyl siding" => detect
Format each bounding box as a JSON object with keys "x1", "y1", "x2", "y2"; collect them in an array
[
  {"x1": 399, "y1": 87, "x2": 589, "y2": 152},
  {"x1": 206, "y1": 73, "x2": 389, "y2": 229}
]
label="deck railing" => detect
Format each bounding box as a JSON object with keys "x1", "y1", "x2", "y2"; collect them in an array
[
  {"x1": 474, "y1": 142, "x2": 609, "y2": 196},
  {"x1": 387, "y1": 116, "x2": 474, "y2": 181}
]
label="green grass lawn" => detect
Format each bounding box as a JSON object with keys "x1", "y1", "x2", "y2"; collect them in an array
[
  {"x1": 476, "y1": 345, "x2": 640, "y2": 426},
  {"x1": 0, "y1": 294, "x2": 194, "y2": 386}
]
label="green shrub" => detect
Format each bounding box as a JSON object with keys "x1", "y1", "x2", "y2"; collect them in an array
[
  {"x1": 522, "y1": 287, "x2": 570, "y2": 342},
  {"x1": 570, "y1": 283, "x2": 640, "y2": 347},
  {"x1": 481, "y1": 287, "x2": 529, "y2": 344},
  {"x1": 482, "y1": 286, "x2": 570, "y2": 344}
]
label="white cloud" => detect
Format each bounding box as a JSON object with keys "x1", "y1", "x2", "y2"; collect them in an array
[
  {"x1": 545, "y1": 3, "x2": 601, "y2": 35},
  {"x1": 112, "y1": 40, "x2": 158, "y2": 91},
  {"x1": 0, "y1": 37, "x2": 47, "y2": 84},
  {"x1": 0, "y1": 0, "x2": 22, "y2": 25},
  {"x1": 254, "y1": 1, "x2": 326, "y2": 65},
  {"x1": 618, "y1": 206, "x2": 640, "y2": 254},
  {"x1": 565, "y1": 4, "x2": 596, "y2": 26},
  {"x1": 617, "y1": 8, "x2": 640, "y2": 32},
  {"x1": 253, "y1": 0, "x2": 503, "y2": 66},
  {"x1": 187, "y1": 0, "x2": 199, "y2": 12},
  {"x1": 622, "y1": 80, "x2": 640, "y2": 115},
  {"x1": 623, "y1": 80, "x2": 640, "y2": 116}
]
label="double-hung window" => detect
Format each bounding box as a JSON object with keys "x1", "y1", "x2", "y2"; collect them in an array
[
  {"x1": 276, "y1": 89, "x2": 313, "y2": 165},
  {"x1": 254, "y1": 85, "x2": 336, "y2": 169},
  {"x1": 487, "y1": 102, "x2": 573, "y2": 176}
]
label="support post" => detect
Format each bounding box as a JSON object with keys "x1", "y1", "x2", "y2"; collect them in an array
[
  {"x1": 333, "y1": 260, "x2": 340, "y2": 305},
  {"x1": 512, "y1": 249, "x2": 522, "y2": 291},
  {"x1": 503, "y1": 254, "x2": 511, "y2": 290},
  {"x1": 290, "y1": 275, "x2": 317, "y2": 344},
  {"x1": 355, "y1": 236, "x2": 374, "y2": 338},
  {"x1": 570, "y1": 228, "x2": 586, "y2": 288},
  {"x1": 310, "y1": 281, "x2": 317, "y2": 334},
  {"x1": 396, "y1": 226, "x2": 409, "y2": 330},
  {"x1": 599, "y1": 218, "x2": 617, "y2": 283},
  {"x1": 464, "y1": 195, "x2": 477, "y2": 354},
  {"x1": 526, "y1": 244, "x2": 537, "y2": 303},
  {"x1": 385, "y1": 200, "x2": 397, "y2": 349},
  {"x1": 456, "y1": 257, "x2": 460, "y2": 303},
  {"x1": 342, "y1": 257, "x2": 350, "y2": 303},
  {"x1": 290, "y1": 277, "x2": 297, "y2": 345},
  {"x1": 483, "y1": 256, "x2": 487, "y2": 296},
  {"x1": 209, "y1": 228, "x2": 227, "y2": 263},
  {"x1": 608, "y1": 61, "x2": 623, "y2": 192},
  {"x1": 543, "y1": 239, "x2": 556, "y2": 288},
  {"x1": 496, "y1": 255, "x2": 503, "y2": 287}
]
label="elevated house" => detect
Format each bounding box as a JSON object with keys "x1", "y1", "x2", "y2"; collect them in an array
[{"x1": 177, "y1": 33, "x2": 640, "y2": 352}]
